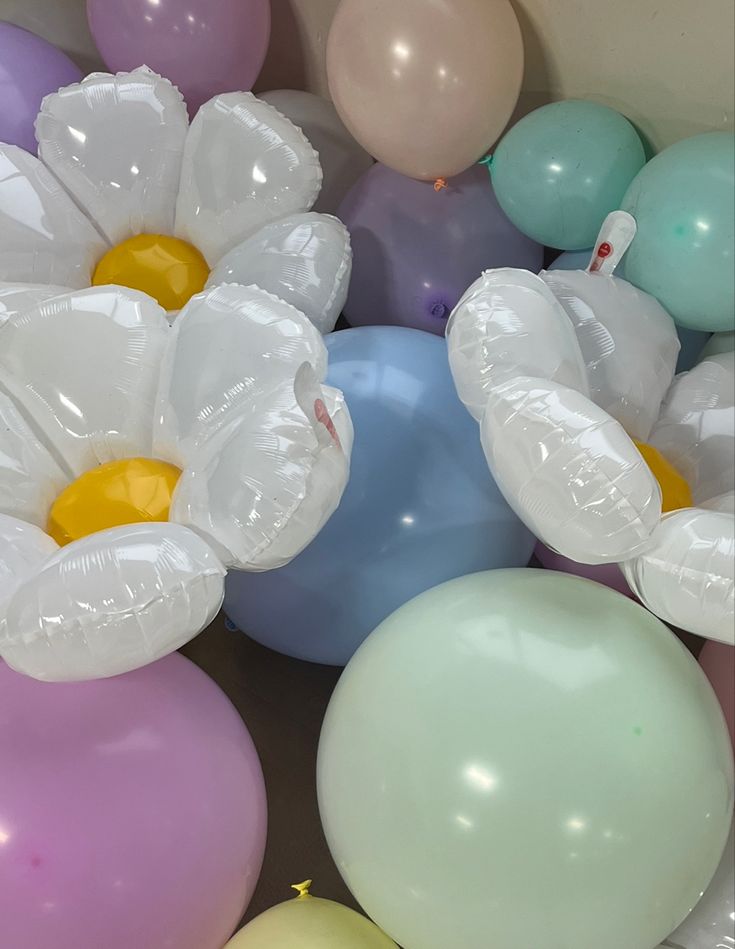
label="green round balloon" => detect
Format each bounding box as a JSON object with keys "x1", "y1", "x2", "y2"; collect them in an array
[
  {"x1": 318, "y1": 569, "x2": 734, "y2": 949},
  {"x1": 621, "y1": 132, "x2": 735, "y2": 332},
  {"x1": 490, "y1": 100, "x2": 645, "y2": 250}
]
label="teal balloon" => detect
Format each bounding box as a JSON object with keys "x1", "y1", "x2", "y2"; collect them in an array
[
  {"x1": 621, "y1": 132, "x2": 735, "y2": 332},
  {"x1": 490, "y1": 100, "x2": 645, "y2": 250},
  {"x1": 318, "y1": 570, "x2": 734, "y2": 949}
]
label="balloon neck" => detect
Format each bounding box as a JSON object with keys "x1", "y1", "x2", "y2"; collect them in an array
[
  {"x1": 291, "y1": 880, "x2": 313, "y2": 900},
  {"x1": 478, "y1": 154, "x2": 493, "y2": 173},
  {"x1": 430, "y1": 301, "x2": 450, "y2": 320},
  {"x1": 433, "y1": 178, "x2": 448, "y2": 192}
]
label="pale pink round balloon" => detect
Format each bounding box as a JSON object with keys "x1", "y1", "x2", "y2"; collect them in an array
[
  {"x1": 326, "y1": 0, "x2": 523, "y2": 181},
  {"x1": 700, "y1": 641, "x2": 735, "y2": 750}
]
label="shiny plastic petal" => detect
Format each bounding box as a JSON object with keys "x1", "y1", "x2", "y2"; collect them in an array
[
  {"x1": 0, "y1": 523, "x2": 225, "y2": 682},
  {"x1": 175, "y1": 92, "x2": 322, "y2": 264},
  {"x1": 702, "y1": 490, "x2": 735, "y2": 514},
  {"x1": 480, "y1": 376, "x2": 662, "y2": 564},
  {"x1": 36, "y1": 68, "x2": 189, "y2": 245},
  {"x1": 170, "y1": 365, "x2": 351, "y2": 570},
  {"x1": 622, "y1": 508, "x2": 735, "y2": 644},
  {"x1": 0, "y1": 146, "x2": 106, "y2": 287},
  {"x1": 0, "y1": 392, "x2": 68, "y2": 526},
  {"x1": 0, "y1": 282, "x2": 72, "y2": 322},
  {"x1": 541, "y1": 270, "x2": 679, "y2": 441},
  {"x1": 446, "y1": 269, "x2": 589, "y2": 422},
  {"x1": 0, "y1": 514, "x2": 57, "y2": 608},
  {"x1": 154, "y1": 283, "x2": 327, "y2": 465},
  {"x1": 207, "y1": 212, "x2": 351, "y2": 334},
  {"x1": 0, "y1": 287, "x2": 169, "y2": 476},
  {"x1": 650, "y1": 352, "x2": 735, "y2": 504}
]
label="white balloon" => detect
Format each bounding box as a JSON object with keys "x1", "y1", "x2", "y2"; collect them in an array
[
  {"x1": 0, "y1": 514, "x2": 58, "y2": 608},
  {"x1": 0, "y1": 282, "x2": 72, "y2": 322},
  {"x1": 259, "y1": 89, "x2": 374, "y2": 214},
  {"x1": 0, "y1": 523, "x2": 225, "y2": 681}
]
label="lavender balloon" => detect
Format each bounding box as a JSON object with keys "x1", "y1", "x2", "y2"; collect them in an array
[
  {"x1": 339, "y1": 163, "x2": 542, "y2": 335},
  {"x1": 0, "y1": 655, "x2": 266, "y2": 949},
  {"x1": 0, "y1": 23, "x2": 82, "y2": 153}
]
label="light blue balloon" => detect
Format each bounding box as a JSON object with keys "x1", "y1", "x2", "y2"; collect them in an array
[
  {"x1": 224, "y1": 326, "x2": 535, "y2": 665},
  {"x1": 548, "y1": 249, "x2": 593, "y2": 271}
]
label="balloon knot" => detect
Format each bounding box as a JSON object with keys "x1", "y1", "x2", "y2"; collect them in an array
[
  {"x1": 433, "y1": 178, "x2": 448, "y2": 192},
  {"x1": 291, "y1": 880, "x2": 313, "y2": 899},
  {"x1": 477, "y1": 154, "x2": 493, "y2": 168}
]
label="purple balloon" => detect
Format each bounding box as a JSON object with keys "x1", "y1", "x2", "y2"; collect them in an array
[
  {"x1": 0, "y1": 23, "x2": 82, "y2": 153},
  {"x1": 87, "y1": 0, "x2": 271, "y2": 116},
  {"x1": 0, "y1": 654, "x2": 266, "y2": 949},
  {"x1": 338, "y1": 163, "x2": 543, "y2": 335},
  {"x1": 534, "y1": 542, "x2": 635, "y2": 599}
]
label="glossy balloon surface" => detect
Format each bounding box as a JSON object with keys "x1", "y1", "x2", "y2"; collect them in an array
[
  {"x1": 225, "y1": 327, "x2": 534, "y2": 664},
  {"x1": 318, "y1": 570, "x2": 734, "y2": 949},
  {"x1": 0, "y1": 654, "x2": 266, "y2": 949}
]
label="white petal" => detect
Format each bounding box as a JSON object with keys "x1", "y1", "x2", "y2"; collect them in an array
[
  {"x1": 0, "y1": 514, "x2": 57, "y2": 609},
  {"x1": 207, "y1": 212, "x2": 351, "y2": 334},
  {"x1": 480, "y1": 376, "x2": 661, "y2": 564},
  {"x1": 650, "y1": 352, "x2": 735, "y2": 504},
  {"x1": 0, "y1": 392, "x2": 68, "y2": 526},
  {"x1": 541, "y1": 271, "x2": 679, "y2": 441},
  {"x1": 0, "y1": 282, "x2": 72, "y2": 322},
  {"x1": 154, "y1": 283, "x2": 327, "y2": 465},
  {"x1": 0, "y1": 287, "x2": 169, "y2": 476},
  {"x1": 36, "y1": 68, "x2": 189, "y2": 245},
  {"x1": 446, "y1": 269, "x2": 589, "y2": 422},
  {"x1": 0, "y1": 146, "x2": 106, "y2": 287},
  {"x1": 702, "y1": 491, "x2": 735, "y2": 514},
  {"x1": 175, "y1": 92, "x2": 322, "y2": 264},
  {"x1": 170, "y1": 365, "x2": 351, "y2": 570},
  {"x1": 0, "y1": 523, "x2": 225, "y2": 681},
  {"x1": 622, "y1": 508, "x2": 735, "y2": 644}
]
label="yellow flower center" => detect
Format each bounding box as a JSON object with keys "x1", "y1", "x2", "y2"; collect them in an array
[
  {"x1": 92, "y1": 234, "x2": 209, "y2": 310},
  {"x1": 47, "y1": 458, "x2": 182, "y2": 547},
  {"x1": 634, "y1": 441, "x2": 693, "y2": 513}
]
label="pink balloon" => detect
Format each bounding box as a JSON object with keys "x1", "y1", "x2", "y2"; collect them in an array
[
  {"x1": 86, "y1": 0, "x2": 271, "y2": 115},
  {"x1": 534, "y1": 542, "x2": 635, "y2": 598},
  {"x1": 0, "y1": 655, "x2": 266, "y2": 949},
  {"x1": 700, "y1": 641, "x2": 735, "y2": 750}
]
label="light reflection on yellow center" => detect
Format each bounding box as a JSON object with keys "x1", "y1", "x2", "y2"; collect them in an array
[
  {"x1": 634, "y1": 441, "x2": 693, "y2": 512},
  {"x1": 47, "y1": 458, "x2": 182, "y2": 547},
  {"x1": 92, "y1": 234, "x2": 209, "y2": 310}
]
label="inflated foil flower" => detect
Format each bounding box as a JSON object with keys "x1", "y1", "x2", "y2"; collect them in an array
[
  {"x1": 0, "y1": 67, "x2": 351, "y2": 332},
  {"x1": 447, "y1": 266, "x2": 734, "y2": 644}
]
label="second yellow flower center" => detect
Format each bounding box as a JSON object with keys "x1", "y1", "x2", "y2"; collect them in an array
[
  {"x1": 634, "y1": 441, "x2": 693, "y2": 513},
  {"x1": 92, "y1": 234, "x2": 209, "y2": 311}
]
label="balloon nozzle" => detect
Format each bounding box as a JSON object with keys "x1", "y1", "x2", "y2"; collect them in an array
[{"x1": 291, "y1": 880, "x2": 313, "y2": 899}]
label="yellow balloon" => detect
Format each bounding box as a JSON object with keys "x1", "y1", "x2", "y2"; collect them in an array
[
  {"x1": 634, "y1": 441, "x2": 693, "y2": 512},
  {"x1": 225, "y1": 881, "x2": 398, "y2": 949}
]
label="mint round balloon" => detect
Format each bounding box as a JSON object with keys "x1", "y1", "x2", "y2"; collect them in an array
[
  {"x1": 490, "y1": 100, "x2": 645, "y2": 250},
  {"x1": 318, "y1": 570, "x2": 734, "y2": 949},
  {"x1": 621, "y1": 132, "x2": 735, "y2": 332}
]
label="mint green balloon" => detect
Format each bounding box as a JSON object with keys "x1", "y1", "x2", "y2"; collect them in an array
[
  {"x1": 317, "y1": 570, "x2": 734, "y2": 949},
  {"x1": 490, "y1": 100, "x2": 645, "y2": 250},
  {"x1": 622, "y1": 132, "x2": 735, "y2": 332}
]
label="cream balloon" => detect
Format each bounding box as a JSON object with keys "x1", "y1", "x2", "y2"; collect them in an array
[
  {"x1": 326, "y1": 0, "x2": 523, "y2": 181},
  {"x1": 224, "y1": 881, "x2": 398, "y2": 948},
  {"x1": 259, "y1": 90, "x2": 374, "y2": 214}
]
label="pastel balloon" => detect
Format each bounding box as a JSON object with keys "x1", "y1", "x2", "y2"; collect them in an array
[
  {"x1": 86, "y1": 0, "x2": 270, "y2": 115},
  {"x1": 700, "y1": 640, "x2": 735, "y2": 749},
  {"x1": 326, "y1": 0, "x2": 523, "y2": 181},
  {"x1": 0, "y1": 654, "x2": 266, "y2": 949},
  {"x1": 534, "y1": 542, "x2": 634, "y2": 597},
  {"x1": 700, "y1": 330, "x2": 735, "y2": 361},
  {"x1": 224, "y1": 327, "x2": 534, "y2": 664},
  {"x1": 259, "y1": 90, "x2": 374, "y2": 214},
  {"x1": 0, "y1": 22, "x2": 82, "y2": 153},
  {"x1": 225, "y1": 881, "x2": 398, "y2": 948},
  {"x1": 318, "y1": 570, "x2": 734, "y2": 949},
  {"x1": 339, "y1": 163, "x2": 542, "y2": 334},
  {"x1": 621, "y1": 132, "x2": 735, "y2": 332},
  {"x1": 491, "y1": 100, "x2": 645, "y2": 249}
]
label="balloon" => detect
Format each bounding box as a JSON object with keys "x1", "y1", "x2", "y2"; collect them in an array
[
  {"x1": 225, "y1": 881, "x2": 398, "y2": 948},
  {"x1": 491, "y1": 100, "x2": 646, "y2": 250},
  {"x1": 86, "y1": 0, "x2": 270, "y2": 115},
  {"x1": 0, "y1": 653, "x2": 266, "y2": 949},
  {"x1": 621, "y1": 132, "x2": 735, "y2": 332},
  {"x1": 224, "y1": 327, "x2": 534, "y2": 664},
  {"x1": 700, "y1": 641, "x2": 735, "y2": 749},
  {"x1": 534, "y1": 542, "x2": 635, "y2": 597},
  {"x1": 259, "y1": 90, "x2": 374, "y2": 215},
  {"x1": 339, "y1": 163, "x2": 542, "y2": 335},
  {"x1": 700, "y1": 330, "x2": 735, "y2": 361},
  {"x1": 549, "y1": 248, "x2": 594, "y2": 271},
  {"x1": 0, "y1": 22, "x2": 82, "y2": 153},
  {"x1": 318, "y1": 569, "x2": 734, "y2": 949},
  {"x1": 326, "y1": 0, "x2": 523, "y2": 181}
]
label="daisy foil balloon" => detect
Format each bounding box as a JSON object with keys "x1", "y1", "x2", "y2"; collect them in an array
[{"x1": 447, "y1": 214, "x2": 734, "y2": 644}]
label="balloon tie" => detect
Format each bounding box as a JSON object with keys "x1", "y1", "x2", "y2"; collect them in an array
[
  {"x1": 477, "y1": 154, "x2": 493, "y2": 168},
  {"x1": 433, "y1": 178, "x2": 448, "y2": 192},
  {"x1": 291, "y1": 880, "x2": 313, "y2": 899}
]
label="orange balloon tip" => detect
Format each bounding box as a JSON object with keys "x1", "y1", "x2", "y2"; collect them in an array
[{"x1": 433, "y1": 178, "x2": 448, "y2": 192}]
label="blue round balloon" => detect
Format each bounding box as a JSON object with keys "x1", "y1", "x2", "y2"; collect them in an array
[{"x1": 224, "y1": 326, "x2": 535, "y2": 665}]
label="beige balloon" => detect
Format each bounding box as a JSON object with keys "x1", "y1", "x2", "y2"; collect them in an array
[
  {"x1": 326, "y1": 0, "x2": 524, "y2": 182},
  {"x1": 224, "y1": 881, "x2": 398, "y2": 949}
]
